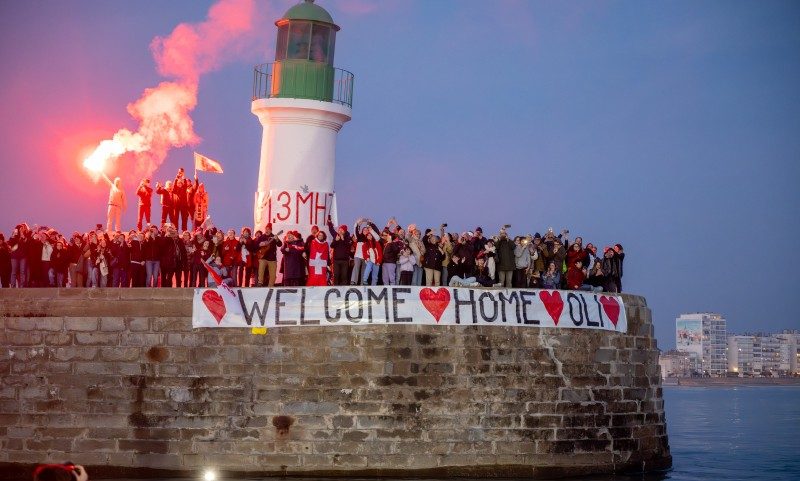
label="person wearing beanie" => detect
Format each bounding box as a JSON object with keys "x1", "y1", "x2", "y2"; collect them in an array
[
  {"x1": 326, "y1": 215, "x2": 352, "y2": 285},
  {"x1": 471, "y1": 226, "x2": 488, "y2": 253}
]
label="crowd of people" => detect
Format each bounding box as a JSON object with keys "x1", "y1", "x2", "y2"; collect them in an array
[{"x1": 0, "y1": 169, "x2": 625, "y2": 292}]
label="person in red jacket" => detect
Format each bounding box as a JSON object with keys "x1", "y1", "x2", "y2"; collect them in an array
[
  {"x1": 566, "y1": 242, "x2": 584, "y2": 270},
  {"x1": 136, "y1": 178, "x2": 153, "y2": 230},
  {"x1": 155, "y1": 180, "x2": 177, "y2": 226},
  {"x1": 220, "y1": 229, "x2": 242, "y2": 287},
  {"x1": 566, "y1": 259, "x2": 586, "y2": 290}
]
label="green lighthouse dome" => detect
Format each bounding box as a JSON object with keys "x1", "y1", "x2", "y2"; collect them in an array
[{"x1": 279, "y1": 0, "x2": 339, "y2": 29}]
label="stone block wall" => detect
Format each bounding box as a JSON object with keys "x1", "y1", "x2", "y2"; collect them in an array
[{"x1": 0, "y1": 289, "x2": 670, "y2": 478}]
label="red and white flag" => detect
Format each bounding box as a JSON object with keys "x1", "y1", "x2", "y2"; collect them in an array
[
  {"x1": 194, "y1": 152, "x2": 224, "y2": 173},
  {"x1": 306, "y1": 239, "x2": 330, "y2": 286}
]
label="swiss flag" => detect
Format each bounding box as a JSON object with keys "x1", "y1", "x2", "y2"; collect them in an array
[
  {"x1": 194, "y1": 152, "x2": 224, "y2": 173},
  {"x1": 306, "y1": 239, "x2": 329, "y2": 286}
]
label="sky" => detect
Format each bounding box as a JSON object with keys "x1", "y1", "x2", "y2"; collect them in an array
[{"x1": 0, "y1": 0, "x2": 798, "y2": 348}]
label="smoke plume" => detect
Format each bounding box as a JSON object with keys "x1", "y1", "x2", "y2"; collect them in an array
[{"x1": 83, "y1": 0, "x2": 257, "y2": 180}]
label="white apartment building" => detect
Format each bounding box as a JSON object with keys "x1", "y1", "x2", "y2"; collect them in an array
[
  {"x1": 676, "y1": 313, "x2": 727, "y2": 376},
  {"x1": 728, "y1": 331, "x2": 798, "y2": 376}
]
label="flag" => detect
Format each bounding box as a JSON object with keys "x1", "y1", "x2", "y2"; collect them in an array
[
  {"x1": 194, "y1": 152, "x2": 224, "y2": 173},
  {"x1": 306, "y1": 239, "x2": 330, "y2": 286},
  {"x1": 200, "y1": 258, "x2": 245, "y2": 325}
]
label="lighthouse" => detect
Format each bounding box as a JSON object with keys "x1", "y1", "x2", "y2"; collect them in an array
[{"x1": 252, "y1": 0, "x2": 353, "y2": 239}]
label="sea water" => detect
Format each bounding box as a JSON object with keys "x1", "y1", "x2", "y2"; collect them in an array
[{"x1": 116, "y1": 386, "x2": 800, "y2": 481}]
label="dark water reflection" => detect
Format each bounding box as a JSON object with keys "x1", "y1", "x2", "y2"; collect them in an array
[{"x1": 117, "y1": 386, "x2": 799, "y2": 481}]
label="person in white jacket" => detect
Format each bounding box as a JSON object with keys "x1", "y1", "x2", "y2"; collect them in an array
[
  {"x1": 105, "y1": 175, "x2": 127, "y2": 232},
  {"x1": 397, "y1": 246, "x2": 416, "y2": 286}
]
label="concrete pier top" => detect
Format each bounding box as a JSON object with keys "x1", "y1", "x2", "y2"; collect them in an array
[{"x1": 0, "y1": 289, "x2": 671, "y2": 479}]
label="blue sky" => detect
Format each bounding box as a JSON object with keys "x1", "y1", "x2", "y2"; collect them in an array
[{"x1": 1, "y1": 0, "x2": 798, "y2": 347}]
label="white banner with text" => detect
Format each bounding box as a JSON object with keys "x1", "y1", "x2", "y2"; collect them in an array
[{"x1": 192, "y1": 286, "x2": 627, "y2": 332}]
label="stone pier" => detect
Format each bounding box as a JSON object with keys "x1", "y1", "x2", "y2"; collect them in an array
[{"x1": 0, "y1": 289, "x2": 670, "y2": 479}]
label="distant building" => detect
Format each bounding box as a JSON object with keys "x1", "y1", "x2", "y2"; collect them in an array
[
  {"x1": 778, "y1": 330, "x2": 800, "y2": 374},
  {"x1": 727, "y1": 331, "x2": 798, "y2": 376},
  {"x1": 727, "y1": 335, "x2": 762, "y2": 375},
  {"x1": 658, "y1": 349, "x2": 699, "y2": 378},
  {"x1": 676, "y1": 313, "x2": 727, "y2": 376}
]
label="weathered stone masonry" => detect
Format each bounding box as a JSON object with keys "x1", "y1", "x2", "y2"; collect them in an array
[{"x1": 0, "y1": 289, "x2": 670, "y2": 478}]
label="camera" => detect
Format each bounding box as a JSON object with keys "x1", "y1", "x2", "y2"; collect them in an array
[
  {"x1": 442, "y1": 223, "x2": 448, "y2": 227},
  {"x1": 503, "y1": 224, "x2": 512, "y2": 229}
]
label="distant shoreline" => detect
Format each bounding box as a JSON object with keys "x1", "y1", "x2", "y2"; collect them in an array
[{"x1": 663, "y1": 377, "x2": 800, "y2": 387}]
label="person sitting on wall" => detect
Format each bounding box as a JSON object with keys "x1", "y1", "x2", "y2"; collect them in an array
[
  {"x1": 541, "y1": 260, "x2": 561, "y2": 290},
  {"x1": 586, "y1": 261, "x2": 606, "y2": 292}
]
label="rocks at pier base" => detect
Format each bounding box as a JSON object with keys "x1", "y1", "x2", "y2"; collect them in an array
[{"x1": 0, "y1": 288, "x2": 671, "y2": 479}]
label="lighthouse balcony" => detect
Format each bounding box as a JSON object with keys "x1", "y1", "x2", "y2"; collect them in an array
[{"x1": 253, "y1": 62, "x2": 354, "y2": 108}]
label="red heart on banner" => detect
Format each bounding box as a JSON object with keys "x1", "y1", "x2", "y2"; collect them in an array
[
  {"x1": 202, "y1": 290, "x2": 226, "y2": 325},
  {"x1": 419, "y1": 288, "x2": 450, "y2": 323},
  {"x1": 600, "y1": 296, "x2": 621, "y2": 327},
  {"x1": 539, "y1": 290, "x2": 564, "y2": 325}
]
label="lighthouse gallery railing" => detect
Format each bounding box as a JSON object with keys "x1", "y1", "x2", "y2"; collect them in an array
[{"x1": 252, "y1": 62, "x2": 354, "y2": 108}]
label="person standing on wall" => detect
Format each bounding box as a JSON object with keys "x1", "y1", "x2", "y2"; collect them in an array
[
  {"x1": 136, "y1": 178, "x2": 153, "y2": 230},
  {"x1": 327, "y1": 216, "x2": 352, "y2": 286},
  {"x1": 105, "y1": 175, "x2": 126, "y2": 233}
]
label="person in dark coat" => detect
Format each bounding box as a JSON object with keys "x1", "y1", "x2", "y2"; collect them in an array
[
  {"x1": 110, "y1": 233, "x2": 131, "y2": 287},
  {"x1": 422, "y1": 233, "x2": 445, "y2": 286},
  {"x1": 451, "y1": 233, "x2": 476, "y2": 284},
  {"x1": 495, "y1": 229, "x2": 516, "y2": 288},
  {"x1": 67, "y1": 234, "x2": 86, "y2": 287},
  {"x1": 380, "y1": 232, "x2": 402, "y2": 286},
  {"x1": 601, "y1": 247, "x2": 620, "y2": 293},
  {"x1": 8, "y1": 226, "x2": 29, "y2": 287},
  {"x1": 280, "y1": 231, "x2": 306, "y2": 287},
  {"x1": 327, "y1": 217, "x2": 352, "y2": 286},
  {"x1": 50, "y1": 240, "x2": 70, "y2": 287},
  {"x1": 613, "y1": 244, "x2": 625, "y2": 292},
  {"x1": 159, "y1": 227, "x2": 187, "y2": 287},
  {"x1": 128, "y1": 231, "x2": 145, "y2": 287},
  {"x1": 26, "y1": 231, "x2": 44, "y2": 287},
  {"x1": 0, "y1": 234, "x2": 11, "y2": 287}
]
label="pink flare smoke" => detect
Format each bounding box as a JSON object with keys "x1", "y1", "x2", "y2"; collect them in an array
[{"x1": 84, "y1": 0, "x2": 256, "y2": 182}]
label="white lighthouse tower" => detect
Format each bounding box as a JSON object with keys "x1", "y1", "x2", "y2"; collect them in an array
[{"x1": 252, "y1": 0, "x2": 353, "y2": 238}]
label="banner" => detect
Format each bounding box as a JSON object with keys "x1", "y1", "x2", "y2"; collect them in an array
[
  {"x1": 193, "y1": 286, "x2": 627, "y2": 332},
  {"x1": 254, "y1": 189, "x2": 335, "y2": 229}
]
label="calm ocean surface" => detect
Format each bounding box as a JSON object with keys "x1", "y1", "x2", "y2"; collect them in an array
[{"x1": 119, "y1": 386, "x2": 800, "y2": 481}]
